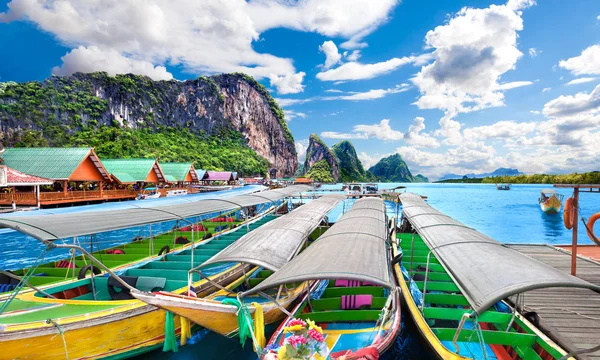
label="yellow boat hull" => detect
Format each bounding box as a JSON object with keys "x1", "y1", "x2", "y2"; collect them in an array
[
  {"x1": 540, "y1": 195, "x2": 562, "y2": 214},
  {"x1": 2, "y1": 305, "x2": 178, "y2": 360}
]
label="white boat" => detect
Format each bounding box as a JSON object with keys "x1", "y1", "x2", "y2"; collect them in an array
[
  {"x1": 344, "y1": 182, "x2": 379, "y2": 198},
  {"x1": 166, "y1": 189, "x2": 188, "y2": 197}
]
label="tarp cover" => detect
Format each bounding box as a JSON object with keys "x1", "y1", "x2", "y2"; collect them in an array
[
  {"x1": 400, "y1": 192, "x2": 600, "y2": 314},
  {"x1": 245, "y1": 197, "x2": 393, "y2": 295},
  {"x1": 0, "y1": 185, "x2": 311, "y2": 242},
  {"x1": 201, "y1": 194, "x2": 345, "y2": 271}
]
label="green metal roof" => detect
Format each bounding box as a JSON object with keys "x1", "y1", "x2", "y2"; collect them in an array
[
  {"x1": 0, "y1": 147, "x2": 93, "y2": 180},
  {"x1": 101, "y1": 159, "x2": 158, "y2": 183},
  {"x1": 160, "y1": 162, "x2": 192, "y2": 182}
]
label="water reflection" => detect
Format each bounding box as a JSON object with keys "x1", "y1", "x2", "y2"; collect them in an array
[{"x1": 540, "y1": 209, "x2": 564, "y2": 241}]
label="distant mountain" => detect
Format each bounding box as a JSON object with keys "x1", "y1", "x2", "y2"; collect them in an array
[
  {"x1": 368, "y1": 154, "x2": 426, "y2": 183},
  {"x1": 331, "y1": 140, "x2": 372, "y2": 182},
  {"x1": 439, "y1": 168, "x2": 524, "y2": 181},
  {"x1": 413, "y1": 174, "x2": 429, "y2": 183}
]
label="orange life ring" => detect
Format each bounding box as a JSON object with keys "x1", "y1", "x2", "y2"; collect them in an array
[
  {"x1": 586, "y1": 213, "x2": 600, "y2": 241},
  {"x1": 563, "y1": 197, "x2": 575, "y2": 230}
]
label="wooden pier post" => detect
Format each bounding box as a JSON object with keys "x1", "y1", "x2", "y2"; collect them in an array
[{"x1": 571, "y1": 187, "x2": 579, "y2": 276}]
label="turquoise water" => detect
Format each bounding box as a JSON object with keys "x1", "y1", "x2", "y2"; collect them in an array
[{"x1": 2, "y1": 183, "x2": 598, "y2": 359}]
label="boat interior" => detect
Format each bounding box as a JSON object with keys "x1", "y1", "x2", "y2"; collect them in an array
[
  {"x1": 398, "y1": 232, "x2": 565, "y2": 360},
  {"x1": 0, "y1": 213, "x2": 278, "y2": 326}
]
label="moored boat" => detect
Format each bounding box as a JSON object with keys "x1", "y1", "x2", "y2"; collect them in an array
[
  {"x1": 254, "y1": 197, "x2": 402, "y2": 360},
  {"x1": 496, "y1": 183, "x2": 511, "y2": 190},
  {"x1": 132, "y1": 195, "x2": 345, "y2": 337},
  {"x1": 539, "y1": 189, "x2": 563, "y2": 213},
  {"x1": 0, "y1": 186, "x2": 309, "y2": 359},
  {"x1": 397, "y1": 192, "x2": 600, "y2": 360}
]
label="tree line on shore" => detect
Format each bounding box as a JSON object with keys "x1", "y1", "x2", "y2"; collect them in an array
[{"x1": 436, "y1": 171, "x2": 600, "y2": 184}]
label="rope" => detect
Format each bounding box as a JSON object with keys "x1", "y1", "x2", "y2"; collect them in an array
[
  {"x1": 252, "y1": 302, "x2": 266, "y2": 351},
  {"x1": 0, "y1": 247, "x2": 48, "y2": 315},
  {"x1": 46, "y1": 318, "x2": 69, "y2": 360},
  {"x1": 222, "y1": 298, "x2": 255, "y2": 347}
]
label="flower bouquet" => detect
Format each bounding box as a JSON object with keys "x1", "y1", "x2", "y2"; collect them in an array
[{"x1": 264, "y1": 318, "x2": 327, "y2": 360}]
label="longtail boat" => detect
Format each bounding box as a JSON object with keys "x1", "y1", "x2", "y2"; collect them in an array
[
  {"x1": 0, "y1": 185, "x2": 268, "y2": 293},
  {"x1": 132, "y1": 195, "x2": 345, "y2": 337},
  {"x1": 539, "y1": 189, "x2": 563, "y2": 214},
  {"x1": 398, "y1": 192, "x2": 600, "y2": 360},
  {"x1": 252, "y1": 198, "x2": 402, "y2": 360},
  {"x1": 0, "y1": 186, "x2": 309, "y2": 359}
]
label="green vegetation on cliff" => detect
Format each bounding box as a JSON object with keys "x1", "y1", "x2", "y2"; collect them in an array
[
  {"x1": 332, "y1": 140, "x2": 373, "y2": 182},
  {"x1": 368, "y1": 153, "x2": 425, "y2": 182},
  {"x1": 305, "y1": 159, "x2": 335, "y2": 183},
  {"x1": 481, "y1": 172, "x2": 600, "y2": 184},
  {"x1": 9, "y1": 126, "x2": 269, "y2": 175},
  {"x1": 413, "y1": 174, "x2": 430, "y2": 183}
]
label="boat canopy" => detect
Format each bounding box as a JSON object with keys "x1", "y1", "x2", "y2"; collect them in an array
[
  {"x1": 0, "y1": 185, "x2": 311, "y2": 242},
  {"x1": 541, "y1": 188, "x2": 558, "y2": 194},
  {"x1": 400, "y1": 192, "x2": 600, "y2": 314},
  {"x1": 243, "y1": 197, "x2": 393, "y2": 296},
  {"x1": 200, "y1": 195, "x2": 345, "y2": 271}
]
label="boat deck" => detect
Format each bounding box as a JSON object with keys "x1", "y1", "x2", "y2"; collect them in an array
[{"x1": 508, "y1": 244, "x2": 600, "y2": 359}]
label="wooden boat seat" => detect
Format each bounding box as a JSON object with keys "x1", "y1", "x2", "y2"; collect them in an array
[
  {"x1": 310, "y1": 296, "x2": 387, "y2": 311},
  {"x1": 299, "y1": 310, "x2": 382, "y2": 323},
  {"x1": 323, "y1": 286, "x2": 385, "y2": 298}
]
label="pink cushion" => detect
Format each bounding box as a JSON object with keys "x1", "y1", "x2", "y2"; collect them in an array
[
  {"x1": 335, "y1": 280, "x2": 375, "y2": 287},
  {"x1": 341, "y1": 295, "x2": 373, "y2": 310}
]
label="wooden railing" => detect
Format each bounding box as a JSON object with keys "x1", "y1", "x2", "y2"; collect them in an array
[{"x1": 0, "y1": 189, "x2": 138, "y2": 205}]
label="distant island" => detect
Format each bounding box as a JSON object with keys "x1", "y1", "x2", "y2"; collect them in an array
[
  {"x1": 436, "y1": 171, "x2": 600, "y2": 184},
  {"x1": 302, "y1": 134, "x2": 428, "y2": 183},
  {"x1": 439, "y1": 168, "x2": 524, "y2": 181}
]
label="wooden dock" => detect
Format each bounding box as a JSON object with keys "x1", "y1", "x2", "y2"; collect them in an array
[{"x1": 508, "y1": 244, "x2": 600, "y2": 359}]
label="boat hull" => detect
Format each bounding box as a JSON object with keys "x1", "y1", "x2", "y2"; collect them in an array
[
  {"x1": 133, "y1": 282, "x2": 308, "y2": 337},
  {"x1": 540, "y1": 195, "x2": 562, "y2": 214}
]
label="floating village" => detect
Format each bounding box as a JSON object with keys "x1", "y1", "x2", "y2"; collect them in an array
[{"x1": 0, "y1": 147, "x2": 598, "y2": 359}]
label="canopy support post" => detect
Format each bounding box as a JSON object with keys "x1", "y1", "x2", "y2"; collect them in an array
[
  {"x1": 420, "y1": 251, "x2": 433, "y2": 312},
  {"x1": 410, "y1": 233, "x2": 415, "y2": 277},
  {"x1": 191, "y1": 226, "x2": 195, "y2": 270},
  {"x1": 453, "y1": 313, "x2": 472, "y2": 354},
  {"x1": 571, "y1": 187, "x2": 579, "y2": 276}
]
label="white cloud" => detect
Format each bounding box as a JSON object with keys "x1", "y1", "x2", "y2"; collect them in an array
[
  {"x1": 320, "y1": 131, "x2": 368, "y2": 140},
  {"x1": 565, "y1": 77, "x2": 597, "y2": 86},
  {"x1": 530, "y1": 110, "x2": 540, "y2": 114},
  {"x1": 276, "y1": 84, "x2": 409, "y2": 106},
  {"x1": 404, "y1": 117, "x2": 440, "y2": 148},
  {"x1": 247, "y1": 0, "x2": 399, "y2": 49},
  {"x1": 275, "y1": 98, "x2": 313, "y2": 107},
  {"x1": 542, "y1": 87, "x2": 551, "y2": 93},
  {"x1": 412, "y1": 0, "x2": 533, "y2": 146},
  {"x1": 319, "y1": 41, "x2": 342, "y2": 70},
  {"x1": 597, "y1": 15, "x2": 600, "y2": 21},
  {"x1": 346, "y1": 50, "x2": 361, "y2": 62},
  {"x1": 559, "y1": 45, "x2": 600, "y2": 76},
  {"x1": 325, "y1": 84, "x2": 410, "y2": 100},
  {"x1": 321, "y1": 119, "x2": 404, "y2": 141},
  {"x1": 316, "y1": 53, "x2": 432, "y2": 81},
  {"x1": 463, "y1": 120, "x2": 537, "y2": 140},
  {"x1": 0, "y1": 0, "x2": 399, "y2": 94},
  {"x1": 324, "y1": 89, "x2": 343, "y2": 93},
  {"x1": 52, "y1": 46, "x2": 173, "y2": 80},
  {"x1": 543, "y1": 84, "x2": 600, "y2": 118},
  {"x1": 283, "y1": 110, "x2": 306, "y2": 122},
  {"x1": 295, "y1": 139, "x2": 309, "y2": 163},
  {"x1": 528, "y1": 48, "x2": 540, "y2": 57},
  {"x1": 268, "y1": 72, "x2": 306, "y2": 94},
  {"x1": 495, "y1": 81, "x2": 534, "y2": 90}
]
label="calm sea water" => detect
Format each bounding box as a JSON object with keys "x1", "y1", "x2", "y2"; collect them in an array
[{"x1": 1, "y1": 183, "x2": 598, "y2": 359}]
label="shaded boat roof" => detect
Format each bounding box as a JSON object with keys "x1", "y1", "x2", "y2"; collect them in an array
[
  {"x1": 400, "y1": 192, "x2": 600, "y2": 314},
  {"x1": 0, "y1": 185, "x2": 311, "y2": 242},
  {"x1": 244, "y1": 197, "x2": 393, "y2": 296},
  {"x1": 541, "y1": 188, "x2": 558, "y2": 194},
  {"x1": 201, "y1": 194, "x2": 345, "y2": 271}
]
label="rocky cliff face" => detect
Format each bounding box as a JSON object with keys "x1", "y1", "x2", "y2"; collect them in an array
[
  {"x1": 331, "y1": 140, "x2": 371, "y2": 182},
  {"x1": 0, "y1": 72, "x2": 297, "y2": 176},
  {"x1": 303, "y1": 133, "x2": 339, "y2": 180}
]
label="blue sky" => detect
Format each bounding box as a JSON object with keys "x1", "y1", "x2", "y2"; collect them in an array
[{"x1": 1, "y1": 0, "x2": 599, "y2": 179}]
